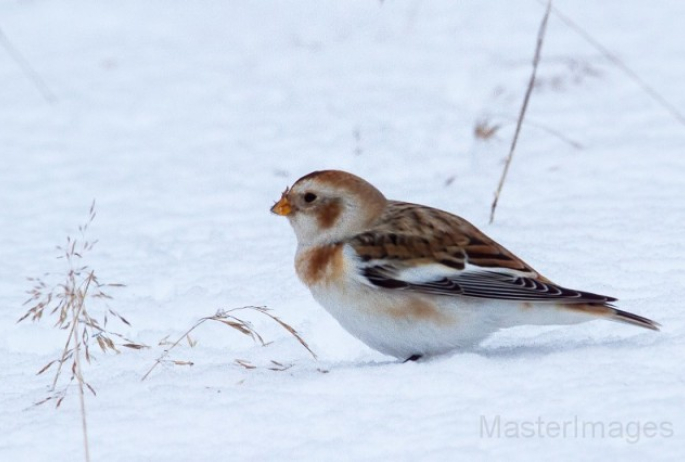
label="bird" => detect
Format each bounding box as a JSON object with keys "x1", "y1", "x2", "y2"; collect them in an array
[{"x1": 270, "y1": 169, "x2": 659, "y2": 361}]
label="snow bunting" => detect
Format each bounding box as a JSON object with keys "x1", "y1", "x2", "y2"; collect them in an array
[{"x1": 271, "y1": 170, "x2": 660, "y2": 360}]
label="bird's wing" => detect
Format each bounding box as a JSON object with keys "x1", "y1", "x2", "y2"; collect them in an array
[{"x1": 348, "y1": 201, "x2": 616, "y2": 304}]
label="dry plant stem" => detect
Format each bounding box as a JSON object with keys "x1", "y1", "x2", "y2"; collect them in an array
[
  {"x1": 19, "y1": 202, "x2": 134, "y2": 462},
  {"x1": 141, "y1": 318, "x2": 210, "y2": 381},
  {"x1": 513, "y1": 117, "x2": 582, "y2": 149},
  {"x1": 247, "y1": 306, "x2": 317, "y2": 360},
  {"x1": 142, "y1": 306, "x2": 317, "y2": 381},
  {"x1": 547, "y1": 3, "x2": 685, "y2": 127},
  {"x1": 493, "y1": 113, "x2": 583, "y2": 149},
  {"x1": 0, "y1": 24, "x2": 57, "y2": 104},
  {"x1": 51, "y1": 272, "x2": 94, "y2": 391},
  {"x1": 72, "y1": 306, "x2": 91, "y2": 462},
  {"x1": 489, "y1": 0, "x2": 552, "y2": 224},
  {"x1": 20, "y1": 201, "x2": 140, "y2": 396}
]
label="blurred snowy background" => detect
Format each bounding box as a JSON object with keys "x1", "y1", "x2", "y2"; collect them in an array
[{"x1": 1, "y1": 1, "x2": 683, "y2": 461}]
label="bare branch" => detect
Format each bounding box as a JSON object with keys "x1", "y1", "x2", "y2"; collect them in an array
[
  {"x1": 548, "y1": 3, "x2": 685, "y2": 127},
  {"x1": 0, "y1": 23, "x2": 57, "y2": 104},
  {"x1": 490, "y1": 1, "x2": 552, "y2": 223},
  {"x1": 142, "y1": 306, "x2": 317, "y2": 381},
  {"x1": 491, "y1": 113, "x2": 584, "y2": 149}
]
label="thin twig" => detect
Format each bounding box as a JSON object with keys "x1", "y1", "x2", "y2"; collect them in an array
[
  {"x1": 241, "y1": 306, "x2": 318, "y2": 360},
  {"x1": 72, "y1": 299, "x2": 91, "y2": 462},
  {"x1": 20, "y1": 204, "x2": 131, "y2": 462},
  {"x1": 141, "y1": 318, "x2": 210, "y2": 381},
  {"x1": 141, "y1": 306, "x2": 317, "y2": 381},
  {"x1": 490, "y1": 0, "x2": 552, "y2": 224},
  {"x1": 0, "y1": 23, "x2": 57, "y2": 104},
  {"x1": 515, "y1": 117, "x2": 583, "y2": 149},
  {"x1": 493, "y1": 113, "x2": 584, "y2": 149},
  {"x1": 547, "y1": 3, "x2": 685, "y2": 127},
  {"x1": 51, "y1": 273, "x2": 95, "y2": 391}
]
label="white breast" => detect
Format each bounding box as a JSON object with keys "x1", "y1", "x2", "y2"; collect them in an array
[{"x1": 297, "y1": 244, "x2": 505, "y2": 358}]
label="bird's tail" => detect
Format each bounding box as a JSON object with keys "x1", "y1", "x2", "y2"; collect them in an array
[{"x1": 565, "y1": 303, "x2": 661, "y2": 331}]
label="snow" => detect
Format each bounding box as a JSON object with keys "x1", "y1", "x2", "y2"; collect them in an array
[{"x1": 1, "y1": 0, "x2": 684, "y2": 460}]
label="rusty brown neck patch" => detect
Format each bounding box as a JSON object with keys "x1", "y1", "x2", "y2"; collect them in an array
[{"x1": 297, "y1": 243, "x2": 345, "y2": 286}]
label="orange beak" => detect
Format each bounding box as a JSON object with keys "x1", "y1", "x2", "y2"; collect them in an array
[{"x1": 270, "y1": 189, "x2": 292, "y2": 216}]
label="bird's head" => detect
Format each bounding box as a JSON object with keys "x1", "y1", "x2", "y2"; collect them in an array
[{"x1": 271, "y1": 170, "x2": 387, "y2": 246}]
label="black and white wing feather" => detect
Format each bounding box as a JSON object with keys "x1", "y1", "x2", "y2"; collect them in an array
[
  {"x1": 361, "y1": 264, "x2": 616, "y2": 304},
  {"x1": 349, "y1": 201, "x2": 616, "y2": 304}
]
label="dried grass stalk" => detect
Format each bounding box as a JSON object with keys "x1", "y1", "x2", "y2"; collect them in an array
[
  {"x1": 0, "y1": 23, "x2": 56, "y2": 103},
  {"x1": 548, "y1": 2, "x2": 685, "y2": 127},
  {"x1": 489, "y1": 0, "x2": 552, "y2": 224},
  {"x1": 18, "y1": 202, "x2": 143, "y2": 462},
  {"x1": 142, "y1": 305, "x2": 317, "y2": 381}
]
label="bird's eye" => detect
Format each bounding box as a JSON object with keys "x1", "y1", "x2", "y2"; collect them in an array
[{"x1": 304, "y1": 192, "x2": 317, "y2": 203}]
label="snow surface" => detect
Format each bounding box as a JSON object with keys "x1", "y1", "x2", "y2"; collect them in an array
[{"x1": 1, "y1": 0, "x2": 684, "y2": 460}]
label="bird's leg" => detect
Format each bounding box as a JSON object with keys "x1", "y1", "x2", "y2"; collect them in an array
[{"x1": 403, "y1": 354, "x2": 423, "y2": 363}]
